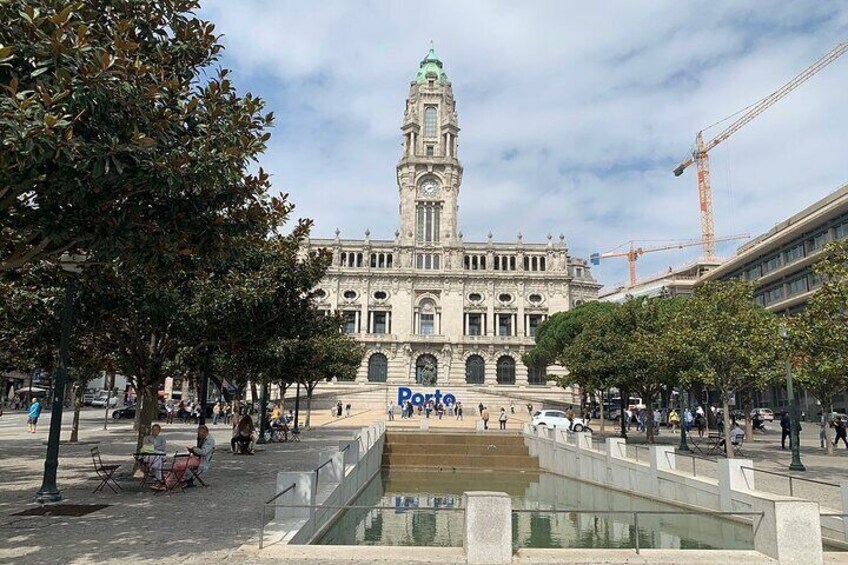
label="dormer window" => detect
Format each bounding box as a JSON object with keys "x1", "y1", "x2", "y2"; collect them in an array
[{"x1": 424, "y1": 106, "x2": 437, "y2": 137}]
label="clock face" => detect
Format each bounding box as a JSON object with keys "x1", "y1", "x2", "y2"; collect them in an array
[{"x1": 420, "y1": 178, "x2": 440, "y2": 196}]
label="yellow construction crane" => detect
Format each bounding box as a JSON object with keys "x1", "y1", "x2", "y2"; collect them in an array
[
  {"x1": 674, "y1": 42, "x2": 848, "y2": 257},
  {"x1": 592, "y1": 234, "x2": 749, "y2": 287}
]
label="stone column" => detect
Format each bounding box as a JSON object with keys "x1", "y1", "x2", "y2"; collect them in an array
[
  {"x1": 717, "y1": 458, "x2": 754, "y2": 511},
  {"x1": 463, "y1": 492, "x2": 512, "y2": 565},
  {"x1": 753, "y1": 499, "x2": 822, "y2": 564}
]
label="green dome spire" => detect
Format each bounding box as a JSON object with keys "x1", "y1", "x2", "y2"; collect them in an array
[{"x1": 415, "y1": 41, "x2": 448, "y2": 84}]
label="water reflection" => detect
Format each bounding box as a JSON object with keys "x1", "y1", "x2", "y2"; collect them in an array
[{"x1": 317, "y1": 469, "x2": 754, "y2": 550}]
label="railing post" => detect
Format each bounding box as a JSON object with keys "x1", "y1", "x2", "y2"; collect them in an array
[
  {"x1": 634, "y1": 512, "x2": 640, "y2": 555},
  {"x1": 463, "y1": 491, "x2": 512, "y2": 565},
  {"x1": 753, "y1": 499, "x2": 822, "y2": 564}
]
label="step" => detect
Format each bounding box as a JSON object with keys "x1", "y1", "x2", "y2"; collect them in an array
[
  {"x1": 382, "y1": 453, "x2": 539, "y2": 469},
  {"x1": 385, "y1": 432, "x2": 527, "y2": 446},
  {"x1": 383, "y1": 469, "x2": 540, "y2": 495},
  {"x1": 384, "y1": 443, "x2": 531, "y2": 456}
]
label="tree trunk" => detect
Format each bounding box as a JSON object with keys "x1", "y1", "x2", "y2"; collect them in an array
[
  {"x1": 645, "y1": 407, "x2": 655, "y2": 444},
  {"x1": 69, "y1": 383, "x2": 84, "y2": 442},
  {"x1": 599, "y1": 390, "x2": 605, "y2": 433},
  {"x1": 136, "y1": 384, "x2": 159, "y2": 452},
  {"x1": 743, "y1": 391, "x2": 753, "y2": 440},
  {"x1": 305, "y1": 385, "x2": 314, "y2": 429},
  {"x1": 250, "y1": 380, "x2": 259, "y2": 412},
  {"x1": 723, "y1": 394, "x2": 733, "y2": 459}
]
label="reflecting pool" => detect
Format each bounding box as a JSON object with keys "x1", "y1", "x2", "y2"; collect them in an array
[{"x1": 316, "y1": 469, "x2": 754, "y2": 549}]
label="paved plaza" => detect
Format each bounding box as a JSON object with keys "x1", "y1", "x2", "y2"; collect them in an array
[{"x1": 1, "y1": 405, "x2": 847, "y2": 564}]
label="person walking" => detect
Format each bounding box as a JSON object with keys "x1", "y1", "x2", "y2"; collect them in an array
[
  {"x1": 212, "y1": 401, "x2": 221, "y2": 425},
  {"x1": 478, "y1": 402, "x2": 484, "y2": 417},
  {"x1": 345, "y1": 403, "x2": 351, "y2": 418},
  {"x1": 481, "y1": 406, "x2": 490, "y2": 430},
  {"x1": 780, "y1": 411, "x2": 791, "y2": 450},
  {"x1": 668, "y1": 409, "x2": 680, "y2": 433},
  {"x1": 498, "y1": 408, "x2": 508, "y2": 430},
  {"x1": 387, "y1": 402, "x2": 395, "y2": 421},
  {"x1": 565, "y1": 406, "x2": 575, "y2": 431},
  {"x1": 165, "y1": 401, "x2": 174, "y2": 424},
  {"x1": 834, "y1": 418, "x2": 848, "y2": 449},
  {"x1": 336, "y1": 401, "x2": 343, "y2": 418},
  {"x1": 27, "y1": 398, "x2": 42, "y2": 433},
  {"x1": 456, "y1": 401, "x2": 464, "y2": 421},
  {"x1": 510, "y1": 401, "x2": 515, "y2": 415}
]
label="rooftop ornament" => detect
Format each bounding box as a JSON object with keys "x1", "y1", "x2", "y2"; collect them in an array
[{"x1": 415, "y1": 41, "x2": 449, "y2": 85}]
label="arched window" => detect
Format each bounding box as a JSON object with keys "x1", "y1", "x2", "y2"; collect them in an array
[
  {"x1": 527, "y1": 365, "x2": 547, "y2": 386},
  {"x1": 496, "y1": 356, "x2": 515, "y2": 385},
  {"x1": 424, "y1": 106, "x2": 437, "y2": 137},
  {"x1": 368, "y1": 353, "x2": 388, "y2": 382},
  {"x1": 465, "y1": 355, "x2": 485, "y2": 384},
  {"x1": 415, "y1": 354, "x2": 438, "y2": 385},
  {"x1": 416, "y1": 203, "x2": 441, "y2": 243}
]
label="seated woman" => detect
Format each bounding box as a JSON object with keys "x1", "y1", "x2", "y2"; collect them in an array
[
  {"x1": 141, "y1": 424, "x2": 167, "y2": 480},
  {"x1": 161, "y1": 425, "x2": 215, "y2": 489},
  {"x1": 231, "y1": 415, "x2": 256, "y2": 454}
]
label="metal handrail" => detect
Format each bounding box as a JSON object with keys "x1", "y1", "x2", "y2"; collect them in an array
[
  {"x1": 667, "y1": 451, "x2": 717, "y2": 477},
  {"x1": 260, "y1": 482, "x2": 297, "y2": 549},
  {"x1": 739, "y1": 465, "x2": 839, "y2": 497},
  {"x1": 510, "y1": 508, "x2": 764, "y2": 555}
]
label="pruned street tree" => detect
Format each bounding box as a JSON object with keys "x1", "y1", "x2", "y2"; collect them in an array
[
  {"x1": 682, "y1": 280, "x2": 783, "y2": 457},
  {"x1": 790, "y1": 239, "x2": 848, "y2": 456}
]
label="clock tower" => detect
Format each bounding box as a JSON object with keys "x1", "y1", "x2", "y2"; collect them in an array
[{"x1": 397, "y1": 44, "x2": 462, "y2": 250}]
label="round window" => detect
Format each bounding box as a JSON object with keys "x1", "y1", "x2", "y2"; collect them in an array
[
  {"x1": 528, "y1": 294, "x2": 542, "y2": 304},
  {"x1": 498, "y1": 293, "x2": 512, "y2": 303},
  {"x1": 373, "y1": 290, "x2": 388, "y2": 300},
  {"x1": 468, "y1": 292, "x2": 482, "y2": 302},
  {"x1": 343, "y1": 290, "x2": 357, "y2": 300},
  {"x1": 314, "y1": 289, "x2": 327, "y2": 299}
]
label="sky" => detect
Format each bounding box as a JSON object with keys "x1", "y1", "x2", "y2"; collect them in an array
[{"x1": 200, "y1": 1, "x2": 848, "y2": 288}]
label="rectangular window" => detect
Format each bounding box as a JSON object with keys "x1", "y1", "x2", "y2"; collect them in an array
[
  {"x1": 424, "y1": 106, "x2": 437, "y2": 137},
  {"x1": 764, "y1": 286, "x2": 785, "y2": 305},
  {"x1": 787, "y1": 277, "x2": 808, "y2": 296},
  {"x1": 467, "y1": 314, "x2": 483, "y2": 336},
  {"x1": 497, "y1": 314, "x2": 512, "y2": 337},
  {"x1": 762, "y1": 255, "x2": 782, "y2": 275},
  {"x1": 807, "y1": 232, "x2": 829, "y2": 253},
  {"x1": 426, "y1": 145, "x2": 434, "y2": 156},
  {"x1": 373, "y1": 312, "x2": 387, "y2": 334},
  {"x1": 343, "y1": 311, "x2": 357, "y2": 334},
  {"x1": 527, "y1": 314, "x2": 543, "y2": 338},
  {"x1": 808, "y1": 271, "x2": 823, "y2": 289},
  {"x1": 416, "y1": 207, "x2": 425, "y2": 242},
  {"x1": 420, "y1": 313, "x2": 434, "y2": 335},
  {"x1": 784, "y1": 244, "x2": 805, "y2": 264},
  {"x1": 835, "y1": 221, "x2": 848, "y2": 240},
  {"x1": 745, "y1": 264, "x2": 762, "y2": 280}
]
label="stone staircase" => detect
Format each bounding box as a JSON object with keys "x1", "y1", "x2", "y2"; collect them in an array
[{"x1": 382, "y1": 431, "x2": 539, "y2": 471}]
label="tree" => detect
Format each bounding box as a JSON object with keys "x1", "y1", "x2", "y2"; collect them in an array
[
  {"x1": 523, "y1": 302, "x2": 618, "y2": 430},
  {"x1": 790, "y1": 239, "x2": 848, "y2": 455},
  {"x1": 1, "y1": 0, "x2": 276, "y2": 272},
  {"x1": 682, "y1": 280, "x2": 783, "y2": 457}
]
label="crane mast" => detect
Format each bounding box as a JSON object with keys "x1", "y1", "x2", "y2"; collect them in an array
[{"x1": 674, "y1": 42, "x2": 848, "y2": 257}]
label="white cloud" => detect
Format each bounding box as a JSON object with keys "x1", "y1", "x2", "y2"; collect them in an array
[{"x1": 200, "y1": 0, "x2": 848, "y2": 286}]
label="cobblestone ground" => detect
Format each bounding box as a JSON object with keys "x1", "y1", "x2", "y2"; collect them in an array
[
  {"x1": 0, "y1": 407, "x2": 362, "y2": 564},
  {"x1": 1, "y1": 407, "x2": 846, "y2": 564}
]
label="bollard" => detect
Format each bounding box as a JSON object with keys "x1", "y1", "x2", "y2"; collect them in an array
[
  {"x1": 475, "y1": 420, "x2": 485, "y2": 431},
  {"x1": 463, "y1": 491, "x2": 512, "y2": 565},
  {"x1": 420, "y1": 419, "x2": 430, "y2": 431}
]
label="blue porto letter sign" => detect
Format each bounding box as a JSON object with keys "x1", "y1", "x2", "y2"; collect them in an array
[{"x1": 398, "y1": 386, "x2": 456, "y2": 407}]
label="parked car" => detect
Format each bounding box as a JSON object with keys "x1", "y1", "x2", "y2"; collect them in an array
[
  {"x1": 750, "y1": 408, "x2": 775, "y2": 422},
  {"x1": 531, "y1": 410, "x2": 592, "y2": 432},
  {"x1": 112, "y1": 404, "x2": 168, "y2": 420},
  {"x1": 91, "y1": 391, "x2": 118, "y2": 408},
  {"x1": 82, "y1": 388, "x2": 97, "y2": 406}
]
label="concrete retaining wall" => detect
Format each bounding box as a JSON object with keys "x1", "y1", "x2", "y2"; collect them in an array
[
  {"x1": 262, "y1": 420, "x2": 386, "y2": 547},
  {"x1": 524, "y1": 424, "x2": 829, "y2": 564}
]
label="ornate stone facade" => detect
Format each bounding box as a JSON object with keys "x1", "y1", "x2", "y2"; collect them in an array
[{"x1": 306, "y1": 47, "x2": 600, "y2": 394}]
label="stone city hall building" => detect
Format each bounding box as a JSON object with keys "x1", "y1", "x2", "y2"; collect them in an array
[{"x1": 304, "y1": 47, "x2": 600, "y2": 405}]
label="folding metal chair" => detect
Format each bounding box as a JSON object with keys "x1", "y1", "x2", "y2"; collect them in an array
[
  {"x1": 91, "y1": 447, "x2": 122, "y2": 494},
  {"x1": 188, "y1": 448, "x2": 214, "y2": 488},
  {"x1": 157, "y1": 453, "x2": 190, "y2": 494}
]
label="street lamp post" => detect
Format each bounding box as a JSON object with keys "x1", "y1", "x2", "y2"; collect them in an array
[
  {"x1": 779, "y1": 324, "x2": 806, "y2": 472},
  {"x1": 36, "y1": 254, "x2": 84, "y2": 503},
  {"x1": 678, "y1": 387, "x2": 690, "y2": 452}
]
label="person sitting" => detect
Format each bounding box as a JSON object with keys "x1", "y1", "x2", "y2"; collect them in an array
[
  {"x1": 752, "y1": 413, "x2": 766, "y2": 431},
  {"x1": 184, "y1": 425, "x2": 215, "y2": 487},
  {"x1": 140, "y1": 424, "x2": 167, "y2": 480},
  {"x1": 231, "y1": 415, "x2": 255, "y2": 454}
]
